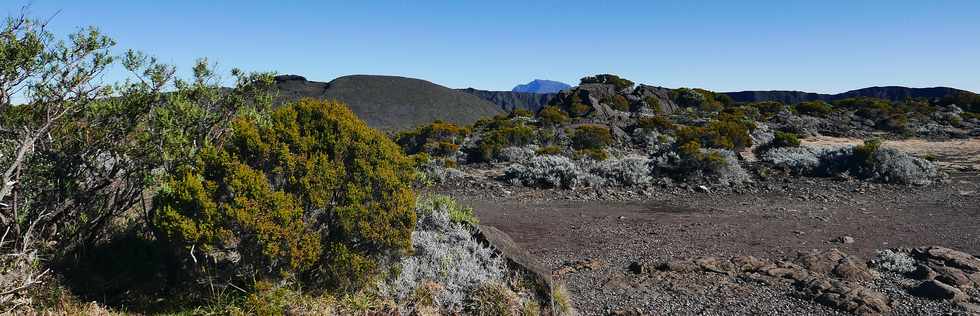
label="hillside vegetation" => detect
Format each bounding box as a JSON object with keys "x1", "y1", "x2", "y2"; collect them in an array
[
  {"x1": 405, "y1": 74, "x2": 979, "y2": 190},
  {"x1": 0, "y1": 14, "x2": 557, "y2": 315}
]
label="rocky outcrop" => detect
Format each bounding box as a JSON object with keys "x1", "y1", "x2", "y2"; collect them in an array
[{"x1": 634, "y1": 249, "x2": 891, "y2": 315}]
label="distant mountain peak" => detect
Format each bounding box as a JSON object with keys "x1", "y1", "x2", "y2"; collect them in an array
[{"x1": 512, "y1": 79, "x2": 571, "y2": 94}]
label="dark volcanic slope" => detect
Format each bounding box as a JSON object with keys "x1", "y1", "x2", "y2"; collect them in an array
[
  {"x1": 725, "y1": 86, "x2": 972, "y2": 104},
  {"x1": 274, "y1": 75, "x2": 504, "y2": 131},
  {"x1": 457, "y1": 88, "x2": 556, "y2": 112}
]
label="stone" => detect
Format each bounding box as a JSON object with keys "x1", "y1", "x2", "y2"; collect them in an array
[
  {"x1": 914, "y1": 246, "x2": 980, "y2": 272},
  {"x1": 658, "y1": 260, "x2": 699, "y2": 273},
  {"x1": 797, "y1": 276, "x2": 891, "y2": 315},
  {"x1": 731, "y1": 255, "x2": 769, "y2": 272},
  {"x1": 956, "y1": 302, "x2": 980, "y2": 314},
  {"x1": 910, "y1": 264, "x2": 938, "y2": 281},
  {"x1": 832, "y1": 256, "x2": 875, "y2": 282},
  {"x1": 838, "y1": 236, "x2": 855, "y2": 244},
  {"x1": 909, "y1": 280, "x2": 966, "y2": 301},
  {"x1": 932, "y1": 265, "x2": 972, "y2": 287}
]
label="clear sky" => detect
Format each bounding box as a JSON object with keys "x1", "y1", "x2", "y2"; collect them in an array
[{"x1": 7, "y1": 1, "x2": 980, "y2": 93}]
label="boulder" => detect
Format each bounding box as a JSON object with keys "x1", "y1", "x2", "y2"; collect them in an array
[
  {"x1": 797, "y1": 277, "x2": 892, "y2": 315},
  {"x1": 913, "y1": 246, "x2": 980, "y2": 272},
  {"x1": 909, "y1": 280, "x2": 967, "y2": 301}
]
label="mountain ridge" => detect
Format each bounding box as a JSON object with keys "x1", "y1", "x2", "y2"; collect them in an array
[
  {"x1": 273, "y1": 74, "x2": 504, "y2": 131},
  {"x1": 512, "y1": 79, "x2": 571, "y2": 94},
  {"x1": 722, "y1": 86, "x2": 972, "y2": 104}
]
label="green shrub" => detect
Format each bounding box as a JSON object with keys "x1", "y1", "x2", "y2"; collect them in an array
[
  {"x1": 396, "y1": 121, "x2": 469, "y2": 157},
  {"x1": 643, "y1": 96, "x2": 663, "y2": 113},
  {"x1": 671, "y1": 88, "x2": 724, "y2": 111},
  {"x1": 570, "y1": 125, "x2": 614, "y2": 150},
  {"x1": 567, "y1": 99, "x2": 592, "y2": 117},
  {"x1": 152, "y1": 99, "x2": 417, "y2": 290},
  {"x1": 635, "y1": 115, "x2": 675, "y2": 131},
  {"x1": 854, "y1": 138, "x2": 883, "y2": 165},
  {"x1": 833, "y1": 97, "x2": 892, "y2": 118},
  {"x1": 676, "y1": 119, "x2": 753, "y2": 151},
  {"x1": 471, "y1": 125, "x2": 537, "y2": 162},
  {"x1": 772, "y1": 131, "x2": 801, "y2": 147},
  {"x1": 537, "y1": 106, "x2": 570, "y2": 126},
  {"x1": 796, "y1": 101, "x2": 832, "y2": 117},
  {"x1": 509, "y1": 108, "x2": 534, "y2": 118},
  {"x1": 580, "y1": 74, "x2": 634, "y2": 90},
  {"x1": 535, "y1": 145, "x2": 562, "y2": 156},
  {"x1": 677, "y1": 141, "x2": 727, "y2": 172},
  {"x1": 416, "y1": 194, "x2": 479, "y2": 227},
  {"x1": 469, "y1": 282, "x2": 518, "y2": 316},
  {"x1": 878, "y1": 113, "x2": 908, "y2": 132},
  {"x1": 602, "y1": 95, "x2": 630, "y2": 112},
  {"x1": 748, "y1": 101, "x2": 785, "y2": 117}
]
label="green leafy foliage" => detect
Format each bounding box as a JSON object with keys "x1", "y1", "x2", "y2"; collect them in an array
[
  {"x1": 795, "y1": 100, "x2": 833, "y2": 117},
  {"x1": 676, "y1": 141, "x2": 726, "y2": 174},
  {"x1": 395, "y1": 121, "x2": 470, "y2": 157},
  {"x1": 643, "y1": 96, "x2": 663, "y2": 113},
  {"x1": 602, "y1": 95, "x2": 630, "y2": 112},
  {"x1": 671, "y1": 88, "x2": 726, "y2": 111},
  {"x1": 676, "y1": 118, "x2": 753, "y2": 151},
  {"x1": 570, "y1": 125, "x2": 614, "y2": 150},
  {"x1": 152, "y1": 99, "x2": 417, "y2": 290},
  {"x1": 580, "y1": 74, "x2": 634, "y2": 90},
  {"x1": 853, "y1": 137, "x2": 883, "y2": 165},
  {"x1": 772, "y1": 131, "x2": 801, "y2": 147},
  {"x1": 567, "y1": 99, "x2": 592, "y2": 117},
  {"x1": 470, "y1": 123, "x2": 537, "y2": 162},
  {"x1": 747, "y1": 101, "x2": 785, "y2": 117},
  {"x1": 535, "y1": 145, "x2": 562, "y2": 156},
  {"x1": 537, "y1": 106, "x2": 570, "y2": 126},
  {"x1": 509, "y1": 108, "x2": 534, "y2": 118}
]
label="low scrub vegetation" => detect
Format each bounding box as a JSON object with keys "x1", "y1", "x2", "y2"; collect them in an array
[
  {"x1": 760, "y1": 139, "x2": 939, "y2": 185},
  {"x1": 396, "y1": 120, "x2": 470, "y2": 157},
  {"x1": 795, "y1": 100, "x2": 833, "y2": 117},
  {"x1": 580, "y1": 74, "x2": 635, "y2": 91}
]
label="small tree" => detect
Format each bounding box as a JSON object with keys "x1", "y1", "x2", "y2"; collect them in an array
[{"x1": 0, "y1": 12, "x2": 114, "y2": 308}]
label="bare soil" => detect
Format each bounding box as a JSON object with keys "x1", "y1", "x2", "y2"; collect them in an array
[{"x1": 439, "y1": 138, "x2": 980, "y2": 315}]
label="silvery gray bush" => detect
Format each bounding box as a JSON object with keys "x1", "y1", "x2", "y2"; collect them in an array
[
  {"x1": 711, "y1": 149, "x2": 751, "y2": 185},
  {"x1": 864, "y1": 148, "x2": 938, "y2": 185},
  {"x1": 497, "y1": 146, "x2": 537, "y2": 163},
  {"x1": 870, "y1": 249, "x2": 916, "y2": 273},
  {"x1": 760, "y1": 146, "x2": 824, "y2": 175},
  {"x1": 761, "y1": 145, "x2": 938, "y2": 185},
  {"x1": 420, "y1": 161, "x2": 466, "y2": 183},
  {"x1": 503, "y1": 155, "x2": 583, "y2": 189},
  {"x1": 590, "y1": 156, "x2": 653, "y2": 187},
  {"x1": 381, "y1": 197, "x2": 506, "y2": 314}
]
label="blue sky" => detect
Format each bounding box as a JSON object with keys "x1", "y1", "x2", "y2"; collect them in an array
[{"x1": 7, "y1": 1, "x2": 980, "y2": 93}]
